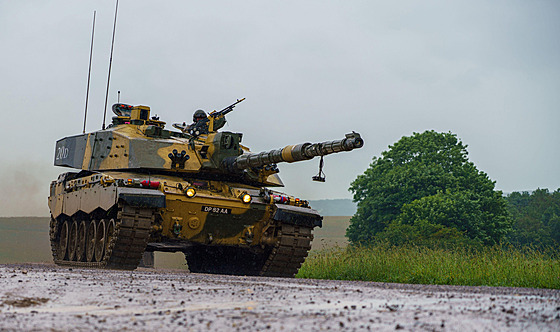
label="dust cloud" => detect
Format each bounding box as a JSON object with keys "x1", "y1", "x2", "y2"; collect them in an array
[{"x1": 0, "y1": 163, "x2": 53, "y2": 217}]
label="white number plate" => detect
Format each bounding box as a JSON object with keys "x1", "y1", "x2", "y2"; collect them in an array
[{"x1": 201, "y1": 206, "x2": 232, "y2": 214}]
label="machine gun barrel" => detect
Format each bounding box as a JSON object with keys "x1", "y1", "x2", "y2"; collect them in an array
[
  {"x1": 226, "y1": 132, "x2": 363, "y2": 171},
  {"x1": 212, "y1": 97, "x2": 245, "y2": 118}
]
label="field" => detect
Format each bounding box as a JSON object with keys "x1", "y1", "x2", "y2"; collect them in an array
[
  {"x1": 0, "y1": 217, "x2": 52, "y2": 264},
  {"x1": 0, "y1": 216, "x2": 351, "y2": 268},
  {"x1": 4, "y1": 216, "x2": 557, "y2": 289},
  {"x1": 311, "y1": 216, "x2": 351, "y2": 250}
]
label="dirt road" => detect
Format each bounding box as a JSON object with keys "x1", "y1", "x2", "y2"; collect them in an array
[{"x1": 0, "y1": 263, "x2": 558, "y2": 331}]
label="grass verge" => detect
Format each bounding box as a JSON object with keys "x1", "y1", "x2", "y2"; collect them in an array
[{"x1": 296, "y1": 244, "x2": 560, "y2": 289}]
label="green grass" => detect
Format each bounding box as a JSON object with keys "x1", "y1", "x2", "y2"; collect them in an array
[{"x1": 296, "y1": 244, "x2": 560, "y2": 289}]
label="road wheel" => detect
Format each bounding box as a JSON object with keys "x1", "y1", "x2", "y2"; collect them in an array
[
  {"x1": 94, "y1": 219, "x2": 106, "y2": 262},
  {"x1": 105, "y1": 219, "x2": 116, "y2": 253},
  {"x1": 67, "y1": 221, "x2": 78, "y2": 261},
  {"x1": 75, "y1": 220, "x2": 87, "y2": 262},
  {"x1": 58, "y1": 220, "x2": 69, "y2": 260},
  {"x1": 86, "y1": 220, "x2": 97, "y2": 262}
]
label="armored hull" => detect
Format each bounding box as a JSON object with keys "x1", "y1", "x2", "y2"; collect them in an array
[{"x1": 48, "y1": 101, "x2": 362, "y2": 277}]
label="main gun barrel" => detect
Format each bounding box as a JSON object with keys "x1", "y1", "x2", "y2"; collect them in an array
[{"x1": 226, "y1": 132, "x2": 363, "y2": 171}]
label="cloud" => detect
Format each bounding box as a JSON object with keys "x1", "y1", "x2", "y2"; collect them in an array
[{"x1": 0, "y1": 0, "x2": 559, "y2": 216}]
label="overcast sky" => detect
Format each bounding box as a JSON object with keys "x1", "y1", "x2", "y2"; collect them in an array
[{"x1": 0, "y1": 1, "x2": 558, "y2": 216}]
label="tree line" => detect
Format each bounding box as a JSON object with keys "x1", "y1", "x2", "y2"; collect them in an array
[{"x1": 505, "y1": 189, "x2": 560, "y2": 249}]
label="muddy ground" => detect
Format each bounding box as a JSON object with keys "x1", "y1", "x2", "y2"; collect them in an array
[{"x1": 0, "y1": 263, "x2": 558, "y2": 331}]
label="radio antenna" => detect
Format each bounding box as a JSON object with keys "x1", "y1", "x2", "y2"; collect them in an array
[
  {"x1": 82, "y1": 10, "x2": 96, "y2": 134},
  {"x1": 102, "y1": 0, "x2": 119, "y2": 130}
]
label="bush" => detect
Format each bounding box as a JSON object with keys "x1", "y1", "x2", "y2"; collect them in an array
[{"x1": 347, "y1": 130, "x2": 511, "y2": 246}]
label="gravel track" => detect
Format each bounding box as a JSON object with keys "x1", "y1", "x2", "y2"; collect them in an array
[{"x1": 0, "y1": 263, "x2": 558, "y2": 331}]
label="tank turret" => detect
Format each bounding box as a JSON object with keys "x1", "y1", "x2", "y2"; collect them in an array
[
  {"x1": 54, "y1": 99, "x2": 363, "y2": 187},
  {"x1": 48, "y1": 98, "x2": 365, "y2": 277}
]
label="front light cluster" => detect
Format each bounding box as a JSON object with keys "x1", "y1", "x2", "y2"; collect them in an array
[
  {"x1": 241, "y1": 192, "x2": 252, "y2": 204},
  {"x1": 185, "y1": 187, "x2": 196, "y2": 198},
  {"x1": 294, "y1": 198, "x2": 309, "y2": 207}
]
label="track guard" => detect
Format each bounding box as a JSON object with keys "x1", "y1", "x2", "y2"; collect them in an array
[
  {"x1": 272, "y1": 204, "x2": 322, "y2": 228},
  {"x1": 117, "y1": 188, "x2": 166, "y2": 208}
]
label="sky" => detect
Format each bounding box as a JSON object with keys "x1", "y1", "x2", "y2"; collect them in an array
[{"x1": 0, "y1": 0, "x2": 558, "y2": 216}]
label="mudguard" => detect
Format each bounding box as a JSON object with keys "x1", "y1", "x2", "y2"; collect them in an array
[
  {"x1": 272, "y1": 204, "x2": 322, "y2": 228},
  {"x1": 117, "y1": 187, "x2": 166, "y2": 208}
]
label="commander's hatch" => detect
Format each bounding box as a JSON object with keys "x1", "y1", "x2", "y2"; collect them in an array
[
  {"x1": 112, "y1": 103, "x2": 133, "y2": 117},
  {"x1": 111, "y1": 103, "x2": 166, "y2": 128}
]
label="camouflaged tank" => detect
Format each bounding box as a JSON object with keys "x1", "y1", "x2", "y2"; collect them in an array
[{"x1": 48, "y1": 99, "x2": 364, "y2": 277}]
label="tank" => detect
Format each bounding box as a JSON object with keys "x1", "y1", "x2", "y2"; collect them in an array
[{"x1": 48, "y1": 99, "x2": 364, "y2": 277}]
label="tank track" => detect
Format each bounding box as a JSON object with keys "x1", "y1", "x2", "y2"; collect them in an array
[
  {"x1": 184, "y1": 221, "x2": 313, "y2": 278},
  {"x1": 259, "y1": 223, "x2": 313, "y2": 277},
  {"x1": 50, "y1": 204, "x2": 154, "y2": 270}
]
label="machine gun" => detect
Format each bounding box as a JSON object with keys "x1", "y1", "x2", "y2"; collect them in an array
[{"x1": 175, "y1": 98, "x2": 245, "y2": 137}]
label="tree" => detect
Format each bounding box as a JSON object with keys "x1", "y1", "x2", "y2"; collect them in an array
[
  {"x1": 505, "y1": 188, "x2": 560, "y2": 249},
  {"x1": 346, "y1": 130, "x2": 511, "y2": 246}
]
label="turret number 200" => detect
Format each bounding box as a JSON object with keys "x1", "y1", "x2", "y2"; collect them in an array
[{"x1": 56, "y1": 146, "x2": 69, "y2": 160}]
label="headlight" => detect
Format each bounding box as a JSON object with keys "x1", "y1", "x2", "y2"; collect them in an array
[
  {"x1": 241, "y1": 193, "x2": 252, "y2": 204},
  {"x1": 185, "y1": 187, "x2": 196, "y2": 198}
]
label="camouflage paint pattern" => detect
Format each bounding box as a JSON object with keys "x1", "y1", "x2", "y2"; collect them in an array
[{"x1": 49, "y1": 103, "x2": 362, "y2": 272}]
